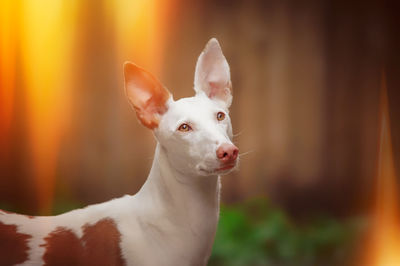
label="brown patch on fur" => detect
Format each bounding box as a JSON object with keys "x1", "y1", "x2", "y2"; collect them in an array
[
  {"x1": 42, "y1": 228, "x2": 83, "y2": 266},
  {"x1": 0, "y1": 222, "x2": 32, "y2": 265},
  {"x1": 42, "y1": 218, "x2": 125, "y2": 266}
]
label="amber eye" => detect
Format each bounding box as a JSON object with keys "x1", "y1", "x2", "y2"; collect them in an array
[
  {"x1": 178, "y1": 123, "x2": 192, "y2": 132},
  {"x1": 217, "y1": 112, "x2": 225, "y2": 121}
]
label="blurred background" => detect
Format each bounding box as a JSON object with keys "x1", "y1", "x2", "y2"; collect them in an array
[{"x1": 1, "y1": 0, "x2": 400, "y2": 265}]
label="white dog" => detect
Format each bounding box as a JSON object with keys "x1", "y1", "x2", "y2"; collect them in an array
[{"x1": 0, "y1": 38, "x2": 238, "y2": 266}]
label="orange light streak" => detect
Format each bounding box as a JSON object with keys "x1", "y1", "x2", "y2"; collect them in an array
[
  {"x1": 20, "y1": 0, "x2": 77, "y2": 214},
  {"x1": 363, "y1": 72, "x2": 400, "y2": 266},
  {"x1": 108, "y1": 0, "x2": 174, "y2": 76},
  {"x1": 0, "y1": 1, "x2": 19, "y2": 156},
  {"x1": 1, "y1": 0, "x2": 174, "y2": 215}
]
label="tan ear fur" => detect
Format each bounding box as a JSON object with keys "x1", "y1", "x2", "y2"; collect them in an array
[{"x1": 124, "y1": 62, "x2": 170, "y2": 129}]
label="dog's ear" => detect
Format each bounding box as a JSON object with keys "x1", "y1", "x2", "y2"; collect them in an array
[
  {"x1": 124, "y1": 62, "x2": 171, "y2": 129},
  {"x1": 194, "y1": 38, "x2": 232, "y2": 108}
]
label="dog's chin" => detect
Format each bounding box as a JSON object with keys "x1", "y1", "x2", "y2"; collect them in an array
[
  {"x1": 197, "y1": 162, "x2": 238, "y2": 176},
  {"x1": 215, "y1": 164, "x2": 237, "y2": 175}
]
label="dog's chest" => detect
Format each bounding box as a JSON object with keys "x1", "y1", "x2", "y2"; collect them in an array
[{"x1": 119, "y1": 212, "x2": 219, "y2": 266}]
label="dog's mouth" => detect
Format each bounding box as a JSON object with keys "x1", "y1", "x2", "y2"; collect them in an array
[
  {"x1": 216, "y1": 164, "x2": 235, "y2": 171},
  {"x1": 198, "y1": 161, "x2": 238, "y2": 175}
]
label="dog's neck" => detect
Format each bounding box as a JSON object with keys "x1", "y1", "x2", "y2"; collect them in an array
[
  {"x1": 135, "y1": 143, "x2": 220, "y2": 263},
  {"x1": 139, "y1": 143, "x2": 220, "y2": 222}
]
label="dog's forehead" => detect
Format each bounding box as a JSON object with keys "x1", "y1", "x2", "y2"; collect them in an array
[{"x1": 169, "y1": 95, "x2": 223, "y2": 118}]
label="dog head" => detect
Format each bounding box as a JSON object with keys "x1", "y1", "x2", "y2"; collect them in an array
[{"x1": 124, "y1": 38, "x2": 238, "y2": 176}]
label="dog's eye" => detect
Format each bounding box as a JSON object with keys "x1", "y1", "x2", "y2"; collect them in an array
[
  {"x1": 178, "y1": 123, "x2": 192, "y2": 132},
  {"x1": 217, "y1": 112, "x2": 225, "y2": 121}
]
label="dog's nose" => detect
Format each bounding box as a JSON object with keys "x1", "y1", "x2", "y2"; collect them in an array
[{"x1": 217, "y1": 143, "x2": 239, "y2": 163}]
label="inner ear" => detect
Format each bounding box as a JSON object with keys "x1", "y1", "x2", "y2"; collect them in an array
[
  {"x1": 124, "y1": 62, "x2": 171, "y2": 129},
  {"x1": 194, "y1": 38, "x2": 232, "y2": 107}
]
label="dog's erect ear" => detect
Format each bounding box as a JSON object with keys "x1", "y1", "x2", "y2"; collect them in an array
[
  {"x1": 124, "y1": 62, "x2": 171, "y2": 129},
  {"x1": 194, "y1": 38, "x2": 232, "y2": 108}
]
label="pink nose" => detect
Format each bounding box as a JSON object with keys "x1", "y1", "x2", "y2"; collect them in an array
[{"x1": 216, "y1": 143, "x2": 239, "y2": 163}]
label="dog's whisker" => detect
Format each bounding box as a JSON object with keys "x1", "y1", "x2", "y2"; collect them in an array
[
  {"x1": 238, "y1": 150, "x2": 255, "y2": 157},
  {"x1": 233, "y1": 130, "x2": 244, "y2": 138}
]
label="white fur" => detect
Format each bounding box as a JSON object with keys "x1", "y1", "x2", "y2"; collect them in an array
[
  {"x1": 0, "y1": 38, "x2": 237, "y2": 266},
  {"x1": 194, "y1": 38, "x2": 232, "y2": 108}
]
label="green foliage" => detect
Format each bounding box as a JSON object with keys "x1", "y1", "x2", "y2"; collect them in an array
[
  {"x1": 51, "y1": 199, "x2": 85, "y2": 215},
  {"x1": 209, "y1": 198, "x2": 365, "y2": 266}
]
